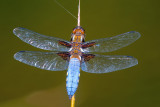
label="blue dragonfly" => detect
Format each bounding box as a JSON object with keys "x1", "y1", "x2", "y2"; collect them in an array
[{"x1": 13, "y1": 0, "x2": 141, "y2": 100}]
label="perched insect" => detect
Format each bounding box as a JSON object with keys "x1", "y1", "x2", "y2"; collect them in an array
[{"x1": 13, "y1": 0, "x2": 140, "y2": 100}]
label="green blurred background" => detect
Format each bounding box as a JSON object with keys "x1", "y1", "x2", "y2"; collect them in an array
[{"x1": 0, "y1": 0, "x2": 160, "y2": 107}]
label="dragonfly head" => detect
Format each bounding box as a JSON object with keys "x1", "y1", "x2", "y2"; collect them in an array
[
  {"x1": 71, "y1": 26, "x2": 85, "y2": 42},
  {"x1": 72, "y1": 26, "x2": 85, "y2": 35}
]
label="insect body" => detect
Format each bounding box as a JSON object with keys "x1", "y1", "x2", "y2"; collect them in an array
[{"x1": 66, "y1": 26, "x2": 85, "y2": 99}]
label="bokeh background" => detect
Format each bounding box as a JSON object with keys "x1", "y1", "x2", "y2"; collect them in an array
[{"x1": 0, "y1": 0, "x2": 160, "y2": 107}]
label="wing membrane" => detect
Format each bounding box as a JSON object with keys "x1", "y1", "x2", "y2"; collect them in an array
[
  {"x1": 81, "y1": 54, "x2": 138, "y2": 73},
  {"x1": 14, "y1": 51, "x2": 69, "y2": 71},
  {"x1": 83, "y1": 31, "x2": 141, "y2": 52},
  {"x1": 13, "y1": 27, "x2": 71, "y2": 51}
]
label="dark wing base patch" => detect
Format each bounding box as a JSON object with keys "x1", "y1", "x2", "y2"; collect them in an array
[
  {"x1": 82, "y1": 42, "x2": 95, "y2": 49},
  {"x1": 82, "y1": 54, "x2": 95, "y2": 61},
  {"x1": 57, "y1": 52, "x2": 70, "y2": 61},
  {"x1": 59, "y1": 41, "x2": 72, "y2": 48}
]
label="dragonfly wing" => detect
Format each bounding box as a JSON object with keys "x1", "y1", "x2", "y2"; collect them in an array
[
  {"x1": 14, "y1": 51, "x2": 69, "y2": 71},
  {"x1": 81, "y1": 54, "x2": 138, "y2": 73},
  {"x1": 83, "y1": 31, "x2": 141, "y2": 52},
  {"x1": 13, "y1": 27, "x2": 71, "y2": 51}
]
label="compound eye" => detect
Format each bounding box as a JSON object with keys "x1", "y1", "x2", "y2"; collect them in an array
[{"x1": 72, "y1": 26, "x2": 85, "y2": 34}]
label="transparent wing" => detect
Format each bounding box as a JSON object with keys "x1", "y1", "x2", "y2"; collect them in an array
[
  {"x1": 81, "y1": 54, "x2": 138, "y2": 73},
  {"x1": 13, "y1": 27, "x2": 71, "y2": 51},
  {"x1": 14, "y1": 51, "x2": 69, "y2": 71},
  {"x1": 83, "y1": 31, "x2": 141, "y2": 52}
]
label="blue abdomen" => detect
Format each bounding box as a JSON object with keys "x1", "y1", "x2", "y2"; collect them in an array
[{"x1": 66, "y1": 58, "x2": 80, "y2": 99}]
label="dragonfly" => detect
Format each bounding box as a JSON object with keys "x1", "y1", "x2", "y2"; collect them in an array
[{"x1": 13, "y1": 0, "x2": 141, "y2": 100}]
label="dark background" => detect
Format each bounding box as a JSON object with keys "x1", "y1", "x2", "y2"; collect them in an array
[{"x1": 0, "y1": 0, "x2": 160, "y2": 107}]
